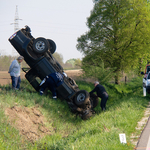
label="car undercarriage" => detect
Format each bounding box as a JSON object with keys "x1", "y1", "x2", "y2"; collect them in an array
[{"x1": 8, "y1": 25, "x2": 98, "y2": 120}]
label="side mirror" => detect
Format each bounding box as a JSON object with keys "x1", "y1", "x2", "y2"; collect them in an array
[{"x1": 141, "y1": 72, "x2": 144, "y2": 75}]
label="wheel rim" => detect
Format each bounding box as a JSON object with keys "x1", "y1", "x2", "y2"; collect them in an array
[
  {"x1": 35, "y1": 41, "x2": 45, "y2": 51},
  {"x1": 77, "y1": 93, "x2": 85, "y2": 102}
]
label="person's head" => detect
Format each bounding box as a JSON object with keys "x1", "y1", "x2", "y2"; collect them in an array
[
  {"x1": 17, "y1": 56, "x2": 24, "y2": 63},
  {"x1": 94, "y1": 81, "x2": 99, "y2": 87}
]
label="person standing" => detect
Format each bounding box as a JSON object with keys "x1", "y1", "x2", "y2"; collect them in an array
[
  {"x1": 89, "y1": 81, "x2": 108, "y2": 111},
  {"x1": 8, "y1": 56, "x2": 24, "y2": 90},
  {"x1": 39, "y1": 72, "x2": 67, "y2": 100}
]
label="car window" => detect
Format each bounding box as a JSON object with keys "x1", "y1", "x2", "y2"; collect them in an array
[
  {"x1": 148, "y1": 73, "x2": 150, "y2": 79},
  {"x1": 147, "y1": 66, "x2": 150, "y2": 73}
]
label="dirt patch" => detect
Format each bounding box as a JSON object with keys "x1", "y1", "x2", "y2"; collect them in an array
[
  {"x1": 65, "y1": 70, "x2": 96, "y2": 83},
  {"x1": 64, "y1": 69, "x2": 82, "y2": 78},
  {"x1": 5, "y1": 106, "x2": 53, "y2": 142}
]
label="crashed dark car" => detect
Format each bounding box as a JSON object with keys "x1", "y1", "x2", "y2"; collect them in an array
[{"x1": 8, "y1": 25, "x2": 99, "y2": 120}]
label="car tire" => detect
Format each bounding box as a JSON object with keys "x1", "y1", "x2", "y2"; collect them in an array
[
  {"x1": 74, "y1": 90, "x2": 90, "y2": 107},
  {"x1": 90, "y1": 93, "x2": 99, "y2": 108},
  {"x1": 33, "y1": 37, "x2": 49, "y2": 54},
  {"x1": 47, "y1": 39, "x2": 56, "y2": 54}
]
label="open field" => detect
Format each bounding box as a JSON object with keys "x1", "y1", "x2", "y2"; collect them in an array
[{"x1": 0, "y1": 70, "x2": 82, "y2": 86}]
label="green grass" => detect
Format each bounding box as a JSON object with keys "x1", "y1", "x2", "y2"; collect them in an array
[{"x1": 0, "y1": 77, "x2": 149, "y2": 150}]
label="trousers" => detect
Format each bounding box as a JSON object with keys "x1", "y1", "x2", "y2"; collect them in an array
[
  {"x1": 100, "y1": 93, "x2": 108, "y2": 111},
  {"x1": 11, "y1": 76, "x2": 21, "y2": 89},
  {"x1": 40, "y1": 78, "x2": 57, "y2": 97}
]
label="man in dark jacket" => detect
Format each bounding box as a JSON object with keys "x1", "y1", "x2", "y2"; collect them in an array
[
  {"x1": 89, "y1": 81, "x2": 108, "y2": 111},
  {"x1": 39, "y1": 72, "x2": 67, "y2": 100}
]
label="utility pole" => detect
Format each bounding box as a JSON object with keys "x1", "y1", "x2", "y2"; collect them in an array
[{"x1": 10, "y1": 5, "x2": 22, "y2": 56}]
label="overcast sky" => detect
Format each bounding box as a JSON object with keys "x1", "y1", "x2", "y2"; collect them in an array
[{"x1": 0, "y1": 0, "x2": 94, "y2": 63}]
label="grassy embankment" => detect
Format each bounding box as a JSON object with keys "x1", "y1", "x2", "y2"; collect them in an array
[{"x1": 0, "y1": 77, "x2": 149, "y2": 150}]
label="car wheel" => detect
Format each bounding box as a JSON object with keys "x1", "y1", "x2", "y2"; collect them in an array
[
  {"x1": 74, "y1": 90, "x2": 90, "y2": 107},
  {"x1": 90, "y1": 93, "x2": 99, "y2": 108},
  {"x1": 47, "y1": 39, "x2": 56, "y2": 54},
  {"x1": 33, "y1": 37, "x2": 49, "y2": 54}
]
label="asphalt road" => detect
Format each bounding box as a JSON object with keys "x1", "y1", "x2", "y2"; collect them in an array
[{"x1": 136, "y1": 116, "x2": 150, "y2": 150}]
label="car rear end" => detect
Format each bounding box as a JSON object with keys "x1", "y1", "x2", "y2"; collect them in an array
[{"x1": 9, "y1": 29, "x2": 43, "y2": 67}]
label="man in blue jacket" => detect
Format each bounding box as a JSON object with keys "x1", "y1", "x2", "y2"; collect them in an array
[
  {"x1": 89, "y1": 81, "x2": 108, "y2": 111},
  {"x1": 39, "y1": 72, "x2": 67, "y2": 100},
  {"x1": 8, "y1": 56, "x2": 24, "y2": 90}
]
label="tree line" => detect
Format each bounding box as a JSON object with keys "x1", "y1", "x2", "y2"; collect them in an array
[
  {"x1": 53, "y1": 52, "x2": 81, "y2": 70},
  {"x1": 76, "y1": 0, "x2": 150, "y2": 84},
  {"x1": 0, "y1": 56, "x2": 18, "y2": 71},
  {"x1": 0, "y1": 53, "x2": 81, "y2": 71}
]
